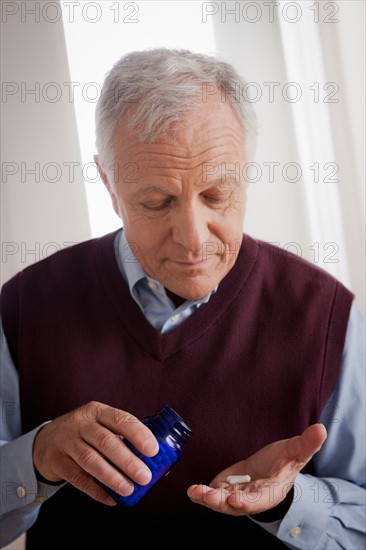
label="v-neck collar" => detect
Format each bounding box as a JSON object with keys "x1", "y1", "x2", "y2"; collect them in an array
[{"x1": 95, "y1": 230, "x2": 259, "y2": 361}]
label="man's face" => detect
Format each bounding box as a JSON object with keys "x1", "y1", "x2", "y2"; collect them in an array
[{"x1": 100, "y1": 95, "x2": 247, "y2": 301}]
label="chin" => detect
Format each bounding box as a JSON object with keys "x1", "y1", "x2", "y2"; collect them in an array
[{"x1": 176, "y1": 286, "x2": 215, "y2": 302}]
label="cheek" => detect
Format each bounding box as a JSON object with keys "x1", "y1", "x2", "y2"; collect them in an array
[
  {"x1": 215, "y1": 207, "x2": 245, "y2": 241},
  {"x1": 125, "y1": 217, "x2": 169, "y2": 251}
]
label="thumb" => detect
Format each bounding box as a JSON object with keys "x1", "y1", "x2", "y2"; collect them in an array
[{"x1": 287, "y1": 423, "x2": 327, "y2": 465}]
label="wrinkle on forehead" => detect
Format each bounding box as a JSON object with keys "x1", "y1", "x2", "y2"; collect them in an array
[
  {"x1": 113, "y1": 131, "x2": 245, "y2": 176},
  {"x1": 112, "y1": 97, "x2": 246, "y2": 168}
]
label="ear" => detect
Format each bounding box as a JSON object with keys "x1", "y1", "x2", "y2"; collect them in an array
[{"x1": 94, "y1": 154, "x2": 121, "y2": 218}]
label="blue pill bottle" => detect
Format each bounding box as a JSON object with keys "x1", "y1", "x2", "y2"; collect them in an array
[{"x1": 105, "y1": 405, "x2": 193, "y2": 507}]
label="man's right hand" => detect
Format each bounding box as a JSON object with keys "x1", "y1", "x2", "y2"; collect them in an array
[{"x1": 32, "y1": 402, "x2": 159, "y2": 505}]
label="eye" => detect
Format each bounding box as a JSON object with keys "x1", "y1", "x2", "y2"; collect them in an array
[
  {"x1": 204, "y1": 195, "x2": 223, "y2": 203},
  {"x1": 203, "y1": 191, "x2": 232, "y2": 205},
  {"x1": 142, "y1": 199, "x2": 172, "y2": 211}
]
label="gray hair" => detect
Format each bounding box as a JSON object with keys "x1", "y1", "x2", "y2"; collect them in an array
[{"x1": 95, "y1": 48, "x2": 257, "y2": 172}]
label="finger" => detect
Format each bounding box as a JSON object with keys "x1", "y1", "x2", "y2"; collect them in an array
[
  {"x1": 287, "y1": 423, "x2": 327, "y2": 465},
  {"x1": 54, "y1": 456, "x2": 118, "y2": 506},
  {"x1": 188, "y1": 484, "x2": 251, "y2": 516},
  {"x1": 91, "y1": 404, "x2": 159, "y2": 457},
  {"x1": 66, "y1": 436, "x2": 153, "y2": 493},
  {"x1": 81, "y1": 425, "x2": 151, "y2": 485},
  {"x1": 188, "y1": 484, "x2": 227, "y2": 506},
  {"x1": 227, "y1": 488, "x2": 266, "y2": 513},
  {"x1": 187, "y1": 484, "x2": 231, "y2": 511}
]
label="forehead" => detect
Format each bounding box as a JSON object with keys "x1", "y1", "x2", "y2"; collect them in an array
[{"x1": 112, "y1": 94, "x2": 245, "y2": 163}]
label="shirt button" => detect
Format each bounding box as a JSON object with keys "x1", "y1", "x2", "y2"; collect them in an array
[
  {"x1": 290, "y1": 526, "x2": 302, "y2": 538},
  {"x1": 171, "y1": 314, "x2": 180, "y2": 322},
  {"x1": 35, "y1": 496, "x2": 47, "y2": 503},
  {"x1": 17, "y1": 485, "x2": 27, "y2": 498},
  {"x1": 147, "y1": 281, "x2": 158, "y2": 291}
]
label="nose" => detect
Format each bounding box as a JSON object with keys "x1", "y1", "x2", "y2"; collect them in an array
[{"x1": 171, "y1": 202, "x2": 210, "y2": 254}]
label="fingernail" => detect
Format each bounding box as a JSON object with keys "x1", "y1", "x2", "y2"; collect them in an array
[
  {"x1": 143, "y1": 439, "x2": 159, "y2": 456},
  {"x1": 118, "y1": 481, "x2": 134, "y2": 496},
  {"x1": 135, "y1": 468, "x2": 151, "y2": 485}
]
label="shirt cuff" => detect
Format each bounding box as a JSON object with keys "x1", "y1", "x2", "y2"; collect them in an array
[
  {"x1": 0, "y1": 425, "x2": 65, "y2": 515},
  {"x1": 276, "y1": 473, "x2": 332, "y2": 549}
]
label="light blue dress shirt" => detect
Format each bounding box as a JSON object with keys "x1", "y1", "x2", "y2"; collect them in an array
[
  {"x1": 114, "y1": 229, "x2": 217, "y2": 332},
  {"x1": 0, "y1": 229, "x2": 365, "y2": 549}
]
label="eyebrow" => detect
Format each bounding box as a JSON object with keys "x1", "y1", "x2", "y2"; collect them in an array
[
  {"x1": 132, "y1": 186, "x2": 173, "y2": 198},
  {"x1": 132, "y1": 180, "x2": 238, "y2": 199},
  {"x1": 208, "y1": 178, "x2": 240, "y2": 188}
]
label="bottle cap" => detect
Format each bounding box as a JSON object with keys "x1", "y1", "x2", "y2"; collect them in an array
[{"x1": 159, "y1": 405, "x2": 193, "y2": 441}]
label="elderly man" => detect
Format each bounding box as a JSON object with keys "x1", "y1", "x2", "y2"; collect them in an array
[{"x1": 1, "y1": 48, "x2": 365, "y2": 549}]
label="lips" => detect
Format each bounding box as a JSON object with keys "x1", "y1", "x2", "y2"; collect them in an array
[
  {"x1": 168, "y1": 259, "x2": 208, "y2": 272},
  {"x1": 173, "y1": 260, "x2": 205, "y2": 266}
]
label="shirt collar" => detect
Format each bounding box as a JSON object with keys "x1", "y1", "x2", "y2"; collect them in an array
[
  {"x1": 118, "y1": 228, "x2": 147, "y2": 293},
  {"x1": 116, "y1": 229, "x2": 218, "y2": 305}
]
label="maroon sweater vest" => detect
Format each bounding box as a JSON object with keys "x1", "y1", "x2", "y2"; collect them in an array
[{"x1": 1, "y1": 231, "x2": 353, "y2": 548}]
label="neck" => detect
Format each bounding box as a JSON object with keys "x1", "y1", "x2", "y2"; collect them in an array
[{"x1": 165, "y1": 289, "x2": 187, "y2": 308}]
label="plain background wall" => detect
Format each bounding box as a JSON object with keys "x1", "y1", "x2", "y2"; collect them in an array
[
  {"x1": 0, "y1": 1, "x2": 91, "y2": 290},
  {"x1": 1, "y1": 3, "x2": 90, "y2": 549},
  {"x1": 212, "y1": 1, "x2": 365, "y2": 314},
  {"x1": 317, "y1": 2, "x2": 365, "y2": 315},
  {"x1": 1, "y1": 2, "x2": 364, "y2": 549}
]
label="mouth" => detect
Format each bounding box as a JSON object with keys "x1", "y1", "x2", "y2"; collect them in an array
[
  {"x1": 171, "y1": 260, "x2": 207, "y2": 268},
  {"x1": 172, "y1": 260, "x2": 205, "y2": 266},
  {"x1": 169, "y1": 259, "x2": 208, "y2": 272}
]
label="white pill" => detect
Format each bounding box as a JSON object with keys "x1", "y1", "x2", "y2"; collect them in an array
[{"x1": 226, "y1": 475, "x2": 251, "y2": 484}]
